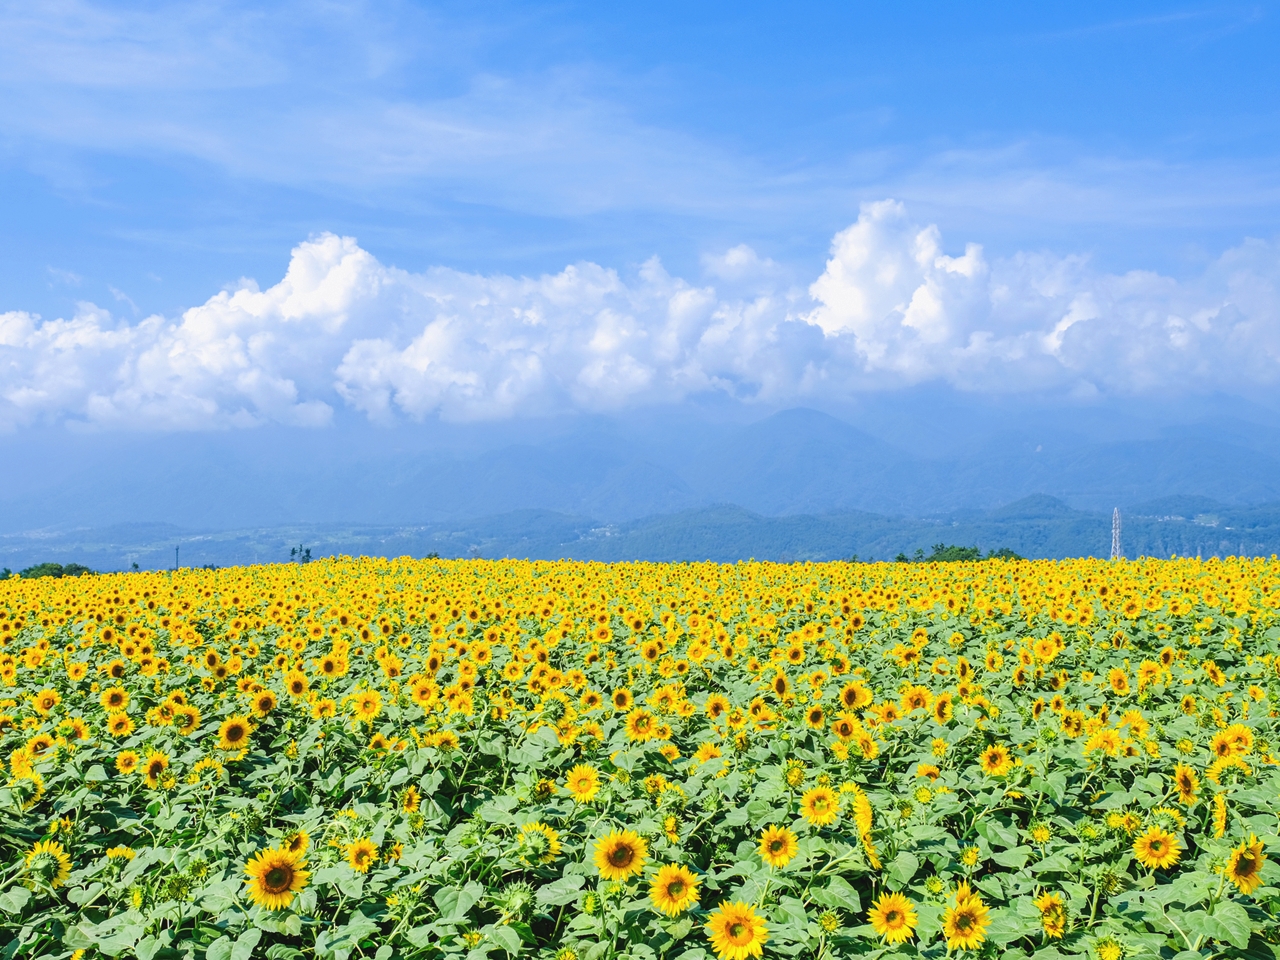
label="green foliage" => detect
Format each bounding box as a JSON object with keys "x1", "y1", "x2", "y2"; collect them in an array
[{"x1": 14, "y1": 562, "x2": 95, "y2": 579}]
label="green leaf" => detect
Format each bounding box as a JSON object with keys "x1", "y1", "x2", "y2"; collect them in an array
[
  {"x1": 536, "y1": 875, "x2": 585, "y2": 907},
  {"x1": 1211, "y1": 900, "x2": 1254, "y2": 949},
  {"x1": 886, "y1": 851, "x2": 919, "y2": 888},
  {"x1": 0, "y1": 887, "x2": 31, "y2": 914},
  {"x1": 811, "y1": 876, "x2": 861, "y2": 913},
  {"x1": 665, "y1": 918, "x2": 694, "y2": 941},
  {"x1": 489, "y1": 924, "x2": 523, "y2": 955},
  {"x1": 206, "y1": 936, "x2": 233, "y2": 960},
  {"x1": 992, "y1": 846, "x2": 1032, "y2": 870},
  {"x1": 436, "y1": 882, "x2": 485, "y2": 921},
  {"x1": 231, "y1": 927, "x2": 263, "y2": 960}
]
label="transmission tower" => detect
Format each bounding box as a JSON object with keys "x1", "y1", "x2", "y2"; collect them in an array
[{"x1": 1110, "y1": 508, "x2": 1122, "y2": 560}]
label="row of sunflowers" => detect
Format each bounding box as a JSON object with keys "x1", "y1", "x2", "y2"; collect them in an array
[{"x1": 2, "y1": 556, "x2": 1279, "y2": 960}]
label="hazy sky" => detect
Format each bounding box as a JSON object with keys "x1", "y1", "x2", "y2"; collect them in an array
[{"x1": 3, "y1": 1, "x2": 1280, "y2": 431}]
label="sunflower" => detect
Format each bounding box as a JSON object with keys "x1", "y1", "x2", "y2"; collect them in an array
[
  {"x1": 625, "y1": 708, "x2": 656, "y2": 741},
  {"x1": 1133, "y1": 825, "x2": 1181, "y2": 870},
  {"x1": 1224, "y1": 834, "x2": 1267, "y2": 894},
  {"x1": 116, "y1": 750, "x2": 140, "y2": 775},
  {"x1": 1173, "y1": 763, "x2": 1198, "y2": 806},
  {"x1": 758, "y1": 825, "x2": 798, "y2": 868},
  {"x1": 800, "y1": 786, "x2": 839, "y2": 826},
  {"x1": 979, "y1": 744, "x2": 1013, "y2": 777},
  {"x1": 31, "y1": 688, "x2": 60, "y2": 715},
  {"x1": 284, "y1": 670, "x2": 309, "y2": 697},
  {"x1": 25, "y1": 839, "x2": 72, "y2": 887},
  {"x1": 519, "y1": 822, "x2": 562, "y2": 864},
  {"x1": 244, "y1": 846, "x2": 309, "y2": 909},
  {"x1": 401, "y1": 785, "x2": 421, "y2": 813},
  {"x1": 171, "y1": 704, "x2": 201, "y2": 735},
  {"x1": 285, "y1": 830, "x2": 310, "y2": 856},
  {"x1": 1213, "y1": 793, "x2": 1228, "y2": 837},
  {"x1": 100, "y1": 687, "x2": 129, "y2": 711},
  {"x1": 933, "y1": 693, "x2": 954, "y2": 725},
  {"x1": 252, "y1": 690, "x2": 278, "y2": 718},
  {"x1": 942, "y1": 883, "x2": 990, "y2": 950},
  {"x1": 107, "y1": 711, "x2": 135, "y2": 737},
  {"x1": 705, "y1": 901, "x2": 768, "y2": 960},
  {"x1": 867, "y1": 891, "x2": 917, "y2": 945},
  {"x1": 351, "y1": 690, "x2": 382, "y2": 723},
  {"x1": 142, "y1": 751, "x2": 170, "y2": 789},
  {"x1": 564, "y1": 763, "x2": 601, "y2": 803},
  {"x1": 649, "y1": 863, "x2": 700, "y2": 915},
  {"x1": 217, "y1": 715, "x2": 254, "y2": 751},
  {"x1": 831, "y1": 714, "x2": 858, "y2": 741},
  {"x1": 594, "y1": 829, "x2": 648, "y2": 881},
  {"x1": 1033, "y1": 891, "x2": 1067, "y2": 939},
  {"x1": 347, "y1": 838, "x2": 378, "y2": 872},
  {"x1": 804, "y1": 705, "x2": 825, "y2": 729}
]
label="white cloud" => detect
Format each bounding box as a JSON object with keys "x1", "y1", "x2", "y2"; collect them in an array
[{"x1": 2, "y1": 203, "x2": 1279, "y2": 430}]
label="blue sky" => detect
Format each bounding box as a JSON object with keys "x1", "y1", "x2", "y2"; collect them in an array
[{"x1": 2, "y1": 1, "x2": 1279, "y2": 431}]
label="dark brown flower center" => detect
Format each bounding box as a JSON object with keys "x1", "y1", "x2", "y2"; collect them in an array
[{"x1": 609, "y1": 846, "x2": 633, "y2": 867}]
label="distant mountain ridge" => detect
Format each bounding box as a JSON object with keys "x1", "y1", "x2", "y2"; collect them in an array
[
  {"x1": 4, "y1": 406, "x2": 1280, "y2": 534},
  {"x1": 4, "y1": 495, "x2": 1279, "y2": 571}
]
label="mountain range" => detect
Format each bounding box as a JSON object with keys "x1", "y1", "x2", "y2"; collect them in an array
[
  {"x1": 3, "y1": 493, "x2": 1277, "y2": 572},
  {"x1": 4, "y1": 398, "x2": 1280, "y2": 568}
]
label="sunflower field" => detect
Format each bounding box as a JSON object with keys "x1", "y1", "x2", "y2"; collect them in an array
[{"x1": 3, "y1": 556, "x2": 1280, "y2": 960}]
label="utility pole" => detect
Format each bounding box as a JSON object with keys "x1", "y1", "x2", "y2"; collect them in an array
[
  {"x1": 175, "y1": 545, "x2": 180, "y2": 570},
  {"x1": 1110, "y1": 508, "x2": 1122, "y2": 560}
]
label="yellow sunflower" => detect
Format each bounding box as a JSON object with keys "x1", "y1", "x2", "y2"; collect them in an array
[
  {"x1": 244, "y1": 846, "x2": 309, "y2": 909},
  {"x1": 1224, "y1": 834, "x2": 1267, "y2": 894},
  {"x1": 564, "y1": 763, "x2": 601, "y2": 803},
  {"x1": 800, "y1": 786, "x2": 839, "y2": 826},
  {"x1": 351, "y1": 690, "x2": 382, "y2": 723},
  {"x1": 171, "y1": 704, "x2": 201, "y2": 735},
  {"x1": 625, "y1": 708, "x2": 656, "y2": 741},
  {"x1": 142, "y1": 751, "x2": 170, "y2": 789},
  {"x1": 758, "y1": 825, "x2": 798, "y2": 868},
  {"x1": 217, "y1": 715, "x2": 254, "y2": 751},
  {"x1": 649, "y1": 863, "x2": 700, "y2": 915},
  {"x1": 347, "y1": 838, "x2": 378, "y2": 873},
  {"x1": 100, "y1": 687, "x2": 129, "y2": 711},
  {"x1": 979, "y1": 744, "x2": 1013, "y2": 777},
  {"x1": 1033, "y1": 891, "x2": 1067, "y2": 939},
  {"x1": 519, "y1": 822, "x2": 562, "y2": 864},
  {"x1": 705, "y1": 901, "x2": 768, "y2": 960},
  {"x1": 942, "y1": 883, "x2": 990, "y2": 950},
  {"x1": 25, "y1": 839, "x2": 72, "y2": 887},
  {"x1": 31, "y1": 689, "x2": 60, "y2": 715},
  {"x1": 1133, "y1": 825, "x2": 1181, "y2": 870},
  {"x1": 593, "y1": 829, "x2": 648, "y2": 881},
  {"x1": 106, "y1": 711, "x2": 135, "y2": 738},
  {"x1": 1172, "y1": 763, "x2": 1198, "y2": 805},
  {"x1": 868, "y1": 891, "x2": 917, "y2": 945}
]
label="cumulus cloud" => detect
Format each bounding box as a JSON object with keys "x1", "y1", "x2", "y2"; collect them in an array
[{"x1": 2, "y1": 202, "x2": 1279, "y2": 430}]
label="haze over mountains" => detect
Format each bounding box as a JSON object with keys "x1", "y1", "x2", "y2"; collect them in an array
[{"x1": 3, "y1": 393, "x2": 1280, "y2": 569}]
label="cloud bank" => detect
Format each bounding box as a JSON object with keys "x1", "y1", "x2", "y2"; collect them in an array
[{"x1": 3, "y1": 200, "x2": 1279, "y2": 430}]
